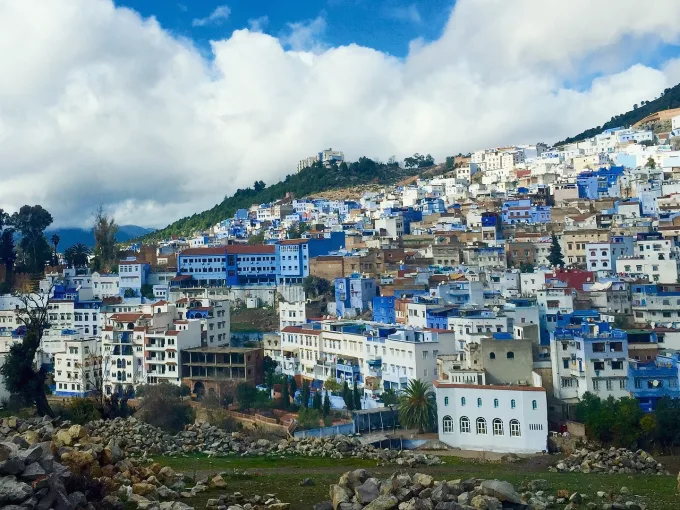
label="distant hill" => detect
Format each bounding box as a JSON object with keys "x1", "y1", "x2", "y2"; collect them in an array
[
  {"x1": 140, "y1": 158, "x2": 427, "y2": 241},
  {"x1": 556, "y1": 81, "x2": 680, "y2": 146},
  {"x1": 48, "y1": 225, "x2": 154, "y2": 248}
]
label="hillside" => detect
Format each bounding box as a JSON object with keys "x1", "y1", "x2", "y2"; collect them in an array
[
  {"x1": 141, "y1": 158, "x2": 424, "y2": 241},
  {"x1": 48, "y1": 225, "x2": 154, "y2": 248},
  {"x1": 556, "y1": 81, "x2": 680, "y2": 146}
]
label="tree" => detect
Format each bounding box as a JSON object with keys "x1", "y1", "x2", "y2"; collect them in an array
[
  {"x1": 301, "y1": 379, "x2": 310, "y2": 408},
  {"x1": 248, "y1": 232, "x2": 266, "y2": 245},
  {"x1": 0, "y1": 293, "x2": 53, "y2": 416},
  {"x1": 136, "y1": 382, "x2": 195, "y2": 433},
  {"x1": 253, "y1": 180, "x2": 266, "y2": 193},
  {"x1": 236, "y1": 382, "x2": 258, "y2": 410},
  {"x1": 312, "y1": 390, "x2": 322, "y2": 411},
  {"x1": 323, "y1": 391, "x2": 331, "y2": 417},
  {"x1": 342, "y1": 380, "x2": 354, "y2": 410},
  {"x1": 141, "y1": 284, "x2": 155, "y2": 300},
  {"x1": 445, "y1": 156, "x2": 455, "y2": 170},
  {"x1": 519, "y1": 262, "x2": 535, "y2": 273},
  {"x1": 64, "y1": 243, "x2": 90, "y2": 268},
  {"x1": 398, "y1": 379, "x2": 436, "y2": 434},
  {"x1": 12, "y1": 205, "x2": 53, "y2": 274},
  {"x1": 646, "y1": 157, "x2": 656, "y2": 169},
  {"x1": 280, "y1": 378, "x2": 290, "y2": 409},
  {"x1": 670, "y1": 137, "x2": 680, "y2": 151},
  {"x1": 324, "y1": 378, "x2": 341, "y2": 394},
  {"x1": 0, "y1": 210, "x2": 17, "y2": 289},
  {"x1": 49, "y1": 233, "x2": 60, "y2": 266},
  {"x1": 352, "y1": 380, "x2": 361, "y2": 411},
  {"x1": 303, "y1": 276, "x2": 331, "y2": 299},
  {"x1": 93, "y1": 206, "x2": 119, "y2": 271},
  {"x1": 548, "y1": 233, "x2": 564, "y2": 267},
  {"x1": 381, "y1": 388, "x2": 398, "y2": 406},
  {"x1": 263, "y1": 355, "x2": 278, "y2": 379},
  {"x1": 289, "y1": 377, "x2": 298, "y2": 402}
]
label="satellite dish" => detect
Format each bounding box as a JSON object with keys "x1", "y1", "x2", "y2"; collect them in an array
[{"x1": 652, "y1": 380, "x2": 660, "y2": 387}]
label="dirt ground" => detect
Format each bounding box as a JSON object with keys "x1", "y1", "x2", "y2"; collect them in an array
[{"x1": 231, "y1": 307, "x2": 278, "y2": 332}]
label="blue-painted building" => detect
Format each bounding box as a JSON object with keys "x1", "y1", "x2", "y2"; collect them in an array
[
  {"x1": 277, "y1": 232, "x2": 345, "y2": 285},
  {"x1": 178, "y1": 244, "x2": 277, "y2": 286},
  {"x1": 335, "y1": 274, "x2": 377, "y2": 318},
  {"x1": 422, "y1": 198, "x2": 446, "y2": 215},
  {"x1": 373, "y1": 296, "x2": 396, "y2": 324},
  {"x1": 577, "y1": 166, "x2": 625, "y2": 199},
  {"x1": 629, "y1": 353, "x2": 680, "y2": 412},
  {"x1": 501, "y1": 199, "x2": 551, "y2": 225}
]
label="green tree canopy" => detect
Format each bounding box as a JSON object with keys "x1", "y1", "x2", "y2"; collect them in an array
[
  {"x1": 548, "y1": 233, "x2": 564, "y2": 267},
  {"x1": 12, "y1": 205, "x2": 53, "y2": 274},
  {"x1": 398, "y1": 379, "x2": 436, "y2": 433}
]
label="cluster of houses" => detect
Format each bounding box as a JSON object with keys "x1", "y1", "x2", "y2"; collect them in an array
[{"x1": 5, "y1": 118, "x2": 680, "y2": 453}]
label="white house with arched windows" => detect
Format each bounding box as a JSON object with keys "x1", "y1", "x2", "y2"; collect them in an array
[{"x1": 433, "y1": 381, "x2": 548, "y2": 454}]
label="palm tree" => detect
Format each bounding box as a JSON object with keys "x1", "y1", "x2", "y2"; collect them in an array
[
  {"x1": 398, "y1": 379, "x2": 437, "y2": 434},
  {"x1": 50, "y1": 233, "x2": 60, "y2": 254},
  {"x1": 64, "y1": 243, "x2": 90, "y2": 268}
]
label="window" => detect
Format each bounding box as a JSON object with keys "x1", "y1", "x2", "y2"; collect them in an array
[
  {"x1": 489, "y1": 352, "x2": 496, "y2": 359},
  {"x1": 532, "y1": 400, "x2": 537, "y2": 410},
  {"x1": 511, "y1": 399, "x2": 516, "y2": 409},
  {"x1": 444, "y1": 396, "x2": 449, "y2": 406},
  {"x1": 442, "y1": 415, "x2": 453, "y2": 434},
  {"x1": 493, "y1": 418, "x2": 504, "y2": 436},
  {"x1": 459, "y1": 416, "x2": 471, "y2": 433},
  {"x1": 510, "y1": 419, "x2": 521, "y2": 437},
  {"x1": 563, "y1": 359, "x2": 569, "y2": 369},
  {"x1": 477, "y1": 398, "x2": 482, "y2": 407},
  {"x1": 461, "y1": 397, "x2": 466, "y2": 406},
  {"x1": 611, "y1": 361, "x2": 623, "y2": 370},
  {"x1": 507, "y1": 351, "x2": 514, "y2": 359},
  {"x1": 476, "y1": 417, "x2": 487, "y2": 435},
  {"x1": 594, "y1": 361, "x2": 604, "y2": 371},
  {"x1": 606, "y1": 380, "x2": 613, "y2": 391},
  {"x1": 619, "y1": 379, "x2": 627, "y2": 389}
]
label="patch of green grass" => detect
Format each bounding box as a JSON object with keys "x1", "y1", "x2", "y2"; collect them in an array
[
  {"x1": 230, "y1": 322, "x2": 261, "y2": 332},
  {"x1": 155, "y1": 455, "x2": 680, "y2": 510}
]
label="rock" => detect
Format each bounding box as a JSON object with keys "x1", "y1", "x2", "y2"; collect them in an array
[
  {"x1": 21, "y1": 461, "x2": 46, "y2": 480},
  {"x1": 479, "y1": 480, "x2": 522, "y2": 504},
  {"x1": 133, "y1": 482, "x2": 159, "y2": 498},
  {"x1": 413, "y1": 474, "x2": 435, "y2": 488},
  {"x1": 331, "y1": 485, "x2": 352, "y2": 510},
  {"x1": 210, "y1": 474, "x2": 227, "y2": 489},
  {"x1": 569, "y1": 493, "x2": 582, "y2": 504},
  {"x1": 529, "y1": 479, "x2": 549, "y2": 492},
  {"x1": 364, "y1": 494, "x2": 399, "y2": 510},
  {"x1": 0, "y1": 476, "x2": 33, "y2": 503},
  {"x1": 314, "y1": 502, "x2": 334, "y2": 510},
  {"x1": 355, "y1": 480, "x2": 380, "y2": 504},
  {"x1": 55, "y1": 429, "x2": 72, "y2": 447},
  {"x1": 470, "y1": 495, "x2": 502, "y2": 510},
  {"x1": 300, "y1": 477, "x2": 316, "y2": 487},
  {"x1": 68, "y1": 424, "x2": 88, "y2": 440}
]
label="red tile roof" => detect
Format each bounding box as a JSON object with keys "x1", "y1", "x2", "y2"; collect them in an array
[
  {"x1": 227, "y1": 244, "x2": 276, "y2": 254},
  {"x1": 281, "y1": 326, "x2": 322, "y2": 336},
  {"x1": 278, "y1": 239, "x2": 310, "y2": 245},
  {"x1": 110, "y1": 313, "x2": 145, "y2": 322},
  {"x1": 180, "y1": 247, "x2": 228, "y2": 256}
]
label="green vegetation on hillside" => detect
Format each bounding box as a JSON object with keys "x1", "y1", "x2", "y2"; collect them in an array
[
  {"x1": 556, "y1": 81, "x2": 680, "y2": 146},
  {"x1": 142, "y1": 158, "x2": 418, "y2": 241}
]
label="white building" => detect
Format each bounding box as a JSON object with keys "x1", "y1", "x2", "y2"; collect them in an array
[
  {"x1": 53, "y1": 337, "x2": 101, "y2": 397},
  {"x1": 434, "y1": 381, "x2": 548, "y2": 454},
  {"x1": 615, "y1": 236, "x2": 680, "y2": 284},
  {"x1": 279, "y1": 301, "x2": 306, "y2": 330}
]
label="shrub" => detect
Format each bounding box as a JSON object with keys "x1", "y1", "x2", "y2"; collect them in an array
[
  {"x1": 297, "y1": 408, "x2": 321, "y2": 430},
  {"x1": 136, "y1": 383, "x2": 195, "y2": 433},
  {"x1": 65, "y1": 398, "x2": 101, "y2": 424}
]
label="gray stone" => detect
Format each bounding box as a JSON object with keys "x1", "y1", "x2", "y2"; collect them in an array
[
  {"x1": 21, "y1": 462, "x2": 46, "y2": 480},
  {"x1": 364, "y1": 494, "x2": 399, "y2": 510},
  {"x1": 0, "y1": 476, "x2": 33, "y2": 504},
  {"x1": 300, "y1": 478, "x2": 316, "y2": 487},
  {"x1": 355, "y1": 480, "x2": 381, "y2": 505},
  {"x1": 479, "y1": 480, "x2": 522, "y2": 504},
  {"x1": 330, "y1": 485, "x2": 352, "y2": 510},
  {"x1": 313, "y1": 502, "x2": 334, "y2": 510}
]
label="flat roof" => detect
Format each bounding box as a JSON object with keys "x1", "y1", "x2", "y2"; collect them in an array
[{"x1": 184, "y1": 346, "x2": 262, "y2": 353}]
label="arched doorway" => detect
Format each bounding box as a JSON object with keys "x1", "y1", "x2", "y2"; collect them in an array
[{"x1": 193, "y1": 381, "x2": 205, "y2": 400}]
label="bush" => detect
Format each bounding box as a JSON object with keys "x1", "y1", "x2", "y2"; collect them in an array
[
  {"x1": 297, "y1": 408, "x2": 321, "y2": 430},
  {"x1": 136, "y1": 383, "x2": 195, "y2": 433},
  {"x1": 65, "y1": 398, "x2": 101, "y2": 424}
]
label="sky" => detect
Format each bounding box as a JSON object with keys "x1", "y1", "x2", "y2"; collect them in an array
[{"x1": 1, "y1": 0, "x2": 680, "y2": 229}]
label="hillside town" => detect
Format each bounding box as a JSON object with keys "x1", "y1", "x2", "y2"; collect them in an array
[{"x1": 5, "y1": 113, "x2": 680, "y2": 460}]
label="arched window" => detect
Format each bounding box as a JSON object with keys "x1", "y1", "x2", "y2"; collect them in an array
[
  {"x1": 511, "y1": 399, "x2": 516, "y2": 409},
  {"x1": 444, "y1": 396, "x2": 449, "y2": 406},
  {"x1": 461, "y1": 397, "x2": 466, "y2": 406},
  {"x1": 494, "y1": 398, "x2": 499, "y2": 407},
  {"x1": 507, "y1": 351, "x2": 515, "y2": 359},
  {"x1": 476, "y1": 417, "x2": 487, "y2": 434},
  {"x1": 489, "y1": 352, "x2": 496, "y2": 359},
  {"x1": 493, "y1": 418, "x2": 504, "y2": 436},
  {"x1": 477, "y1": 397, "x2": 482, "y2": 407},
  {"x1": 510, "y1": 419, "x2": 521, "y2": 437},
  {"x1": 532, "y1": 400, "x2": 537, "y2": 410},
  {"x1": 442, "y1": 415, "x2": 453, "y2": 434},
  {"x1": 460, "y1": 416, "x2": 471, "y2": 433}
]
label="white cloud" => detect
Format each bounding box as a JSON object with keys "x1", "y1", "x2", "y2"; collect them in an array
[
  {"x1": 0, "y1": 0, "x2": 679, "y2": 228},
  {"x1": 192, "y1": 5, "x2": 230, "y2": 27},
  {"x1": 248, "y1": 15, "x2": 269, "y2": 33},
  {"x1": 280, "y1": 15, "x2": 327, "y2": 52},
  {"x1": 384, "y1": 4, "x2": 422, "y2": 24}
]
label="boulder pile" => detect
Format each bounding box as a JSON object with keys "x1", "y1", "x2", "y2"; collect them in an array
[
  {"x1": 81, "y1": 418, "x2": 442, "y2": 466},
  {"x1": 319, "y1": 470, "x2": 651, "y2": 510},
  {"x1": 205, "y1": 491, "x2": 290, "y2": 510},
  {"x1": 549, "y1": 446, "x2": 670, "y2": 475}
]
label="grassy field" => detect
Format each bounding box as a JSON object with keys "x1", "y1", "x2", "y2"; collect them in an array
[{"x1": 152, "y1": 453, "x2": 680, "y2": 510}]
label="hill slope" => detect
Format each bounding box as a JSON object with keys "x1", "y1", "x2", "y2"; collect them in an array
[
  {"x1": 556, "y1": 81, "x2": 680, "y2": 146},
  {"x1": 141, "y1": 158, "x2": 424, "y2": 241},
  {"x1": 48, "y1": 225, "x2": 154, "y2": 248}
]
